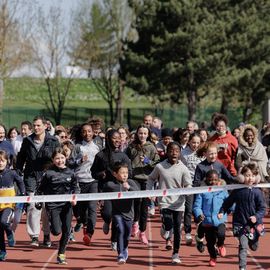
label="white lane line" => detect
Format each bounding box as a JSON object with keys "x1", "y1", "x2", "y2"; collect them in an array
[
  {"x1": 148, "y1": 217, "x2": 154, "y2": 270},
  {"x1": 247, "y1": 250, "x2": 265, "y2": 270},
  {"x1": 41, "y1": 249, "x2": 58, "y2": 270}
]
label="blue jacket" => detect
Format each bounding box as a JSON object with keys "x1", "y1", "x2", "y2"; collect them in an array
[
  {"x1": 220, "y1": 187, "x2": 265, "y2": 227},
  {"x1": 193, "y1": 184, "x2": 228, "y2": 227}
]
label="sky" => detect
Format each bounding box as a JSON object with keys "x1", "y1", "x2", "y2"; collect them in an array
[{"x1": 14, "y1": 0, "x2": 92, "y2": 77}]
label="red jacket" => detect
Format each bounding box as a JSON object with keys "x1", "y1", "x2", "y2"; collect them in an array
[{"x1": 209, "y1": 131, "x2": 238, "y2": 176}]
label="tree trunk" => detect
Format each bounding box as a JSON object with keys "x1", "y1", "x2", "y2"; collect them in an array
[
  {"x1": 220, "y1": 93, "x2": 229, "y2": 115},
  {"x1": 187, "y1": 87, "x2": 197, "y2": 121},
  {"x1": 115, "y1": 79, "x2": 125, "y2": 125},
  {"x1": 109, "y1": 99, "x2": 115, "y2": 126},
  {"x1": 242, "y1": 98, "x2": 253, "y2": 122}
]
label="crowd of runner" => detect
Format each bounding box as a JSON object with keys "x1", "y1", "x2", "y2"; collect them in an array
[{"x1": 0, "y1": 113, "x2": 269, "y2": 270}]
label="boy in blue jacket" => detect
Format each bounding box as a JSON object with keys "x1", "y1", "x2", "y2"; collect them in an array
[
  {"x1": 218, "y1": 162, "x2": 265, "y2": 270},
  {"x1": 193, "y1": 169, "x2": 228, "y2": 267}
]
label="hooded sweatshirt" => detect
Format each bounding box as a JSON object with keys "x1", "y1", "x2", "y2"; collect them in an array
[{"x1": 209, "y1": 131, "x2": 238, "y2": 176}]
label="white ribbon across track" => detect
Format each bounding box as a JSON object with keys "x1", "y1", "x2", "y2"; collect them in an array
[{"x1": 0, "y1": 183, "x2": 269, "y2": 204}]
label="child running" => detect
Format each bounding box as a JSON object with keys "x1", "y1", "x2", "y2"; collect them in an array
[
  {"x1": 181, "y1": 132, "x2": 205, "y2": 245},
  {"x1": 193, "y1": 169, "x2": 228, "y2": 267},
  {"x1": 147, "y1": 142, "x2": 192, "y2": 264},
  {"x1": 103, "y1": 162, "x2": 139, "y2": 265},
  {"x1": 193, "y1": 142, "x2": 236, "y2": 253},
  {"x1": 0, "y1": 150, "x2": 25, "y2": 261},
  {"x1": 218, "y1": 162, "x2": 266, "y2": 270},
  {"x1": 36, "y1": 148, "x2": 80, "y2": 265}
]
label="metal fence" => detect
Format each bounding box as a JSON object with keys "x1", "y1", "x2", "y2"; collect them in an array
[{"x1": 1, "y1": 106, "x2": 244, "y2": 130}]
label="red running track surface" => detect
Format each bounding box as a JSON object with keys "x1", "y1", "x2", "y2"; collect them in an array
[{"x1": 2, "y1": 211, "x2": 270, "y2": 270}]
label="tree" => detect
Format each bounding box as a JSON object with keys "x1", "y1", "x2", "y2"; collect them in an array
[
  {"x1": 121, "y1": 0, "x2": 226, "y2": 120},
  {"x1": 70, "y1": 0, "x2": 133, "y2": 125},
  {"x1": 209, "y1": 1, "x2": 270, "y2": 120},
  {"x1": 31, "y1": 5, "x2": 77, "y2": 125},
  {"x1": 0, "y1": 0, "x2": 34, "y2": 121},
  {"x1": 121, "y1": 0, "x2": 270, "y2": 122}
]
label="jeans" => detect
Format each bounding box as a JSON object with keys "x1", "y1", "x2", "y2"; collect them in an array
[
  {"x1": 0, "y1": 208, "x2": 13, "y2": 252},
  {"x1": 161, "y1": 208, "x2": 183, "y2": 254},
  {"x1": 113, "y1": 215, "x2": 132, "y2": 259}
]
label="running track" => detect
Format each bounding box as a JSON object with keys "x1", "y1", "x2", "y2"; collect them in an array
[{"x1": 3, "y1": 211, "x2": 270, "y2": 270}]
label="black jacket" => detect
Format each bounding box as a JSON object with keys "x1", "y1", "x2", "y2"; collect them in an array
[
  {"x1": 37, "y1": 166, "x2": 80, "y2": 210},
  {"x1": 16, "y1": 132, "x2": 60, "y2": 193},
  {"x1": 91, "y1": 149, "x2": 132, "y2": 190},
  {"x1": 219, "y1": 187, "x2": 266, "y2": 227},
  {"x1": 103, "y1": 178, "x2": 139, "y2": 220}
]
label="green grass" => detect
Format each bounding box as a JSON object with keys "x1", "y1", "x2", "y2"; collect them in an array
[
  {"x1": 1, "y1": 77, "x2": 261, "y2": 129},
  {"x1": 4, "y1": 77, "x2": 152, "y2": 109}
]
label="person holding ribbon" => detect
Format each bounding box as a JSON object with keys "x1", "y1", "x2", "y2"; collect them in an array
[
  {"x1": 36, "y1": 147, "x2": 80, "y2": 265},
  {"x1": 103, "y1": 161, "x2": 139, "y2": 265},
  {"x1": 147, "y1": 142, "x2": 192, "y2": 264}
]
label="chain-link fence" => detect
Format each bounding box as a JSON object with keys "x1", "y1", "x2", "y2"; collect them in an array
[{"x1": 2, "y1": 106, "x2": 244, "y2": 130}]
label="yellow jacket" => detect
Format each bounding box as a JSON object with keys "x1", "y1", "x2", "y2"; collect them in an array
[{"x1": 0, "y1": 187, "x2": 16, "y2": 211}]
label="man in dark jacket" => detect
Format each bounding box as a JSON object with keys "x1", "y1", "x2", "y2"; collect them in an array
[{"x1": 16, "y1": 115, "x2": 60, "y2": 247}]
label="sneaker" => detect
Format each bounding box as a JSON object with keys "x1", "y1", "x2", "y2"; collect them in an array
[
  {"x1": 209, "y1": 258, "x2": 216, "y2": 267},
  {"x1": 131, "y1": 222, "x2": 139, "y2": 237},
  {"x1": 30, "y1": 237, "x2": 39, "y2": 247},
  {"x1": 185, "y1": 233, "x2": 193, "y2": 246},
  {"x1": 43, "y1": 234, "x2": 52, "y2": 247},
  {"x1": 218, "y1": 245, "x2": 226, "y2": 257},
  {"x1": 248, "y1": 240, "x2": 258, "y2": 251},
  {"x1": 195, "y1": 235, "x2": 205, "y2": 253},
  {"x1": 74, "y1": 222, "x2": 83, "y2": 232},
  {"x1": 172, "y1": 253, "x2": 181, "y2": 264},
  {"x1": 7, "y1": 231, "x2": 16, "y2": 247},
  {"x1": 69, "y1": 229, "x2": 76, "y2": 242},
  {"x1": 148, "y1": 206, "x2": 155, "y2": 216},
  {"x1": 123, "y1": 248, "x2": 128, "y2": 260},
  {"x1": 83, "y1": 233, "x2": 92, "y2": 246},
  {"x1": 111, "y1": 241, "x2": 117, "y2": 251},
  {"x1": 118, "y1": 257, "x2": 126, "y2": 265},
  {"x1": 102, "y1": 222, "x2": 110, "y2": 235},
  {"x1": 57, "y1": 254, "x2": 67, "y2": 265},
  {"x1": 139, "y1": 231, "x2": 149, "y2": 245},
  {"x1": 165, "y1": 239, "x2": 173, "y2": 250},
  {"x1": 0, "y1": 251, "x2": 7, "y2": 261},
  {"x1": 160, "y1": 225, "x2": 173, "y2": 240}
]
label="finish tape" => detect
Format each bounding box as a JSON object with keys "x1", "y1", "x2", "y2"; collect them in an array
[{"x1": 0, "y1": 183, "x2": 269, "y2": 203}]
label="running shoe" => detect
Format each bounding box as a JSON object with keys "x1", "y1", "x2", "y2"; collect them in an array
[
  {"x1": 102, "y1": 222, "x2": 110, "y2": 235},
  {"x1": 209, "y1": 257, "x2": 216, "y2": 267},
  {"x1": 131, "y1": 222, "x2": 139, "y2": 237},
  {"x1": 30, "y1": 237, "x2": 39, "y2": 247},
  {"x1": 172, "y1": 253, "x2": 181, "y2": 264},
  {"x1": 185, "y1": 233, "x2": 193, "y2": 246},
  {"x1": 0, "y1": 251, "x2": 7, "y2": 261},
  {"x1": 139, "y1": 231, "x2": 149, "y2": 245},
  {"x1": 57, "y1": 254, "x2": 67, "y2": 265},
  {"x1": 7, "y1": 231, "x2": 16, "y2": 247}
]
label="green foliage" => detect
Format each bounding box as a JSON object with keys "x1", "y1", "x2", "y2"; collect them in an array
[{"x1": 121, "y1": 0, "x2": 270, "y2": 121}]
